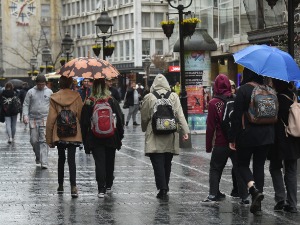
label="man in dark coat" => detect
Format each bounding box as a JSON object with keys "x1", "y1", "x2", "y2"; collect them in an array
[
  {"x1": 229, "y1": 68, "x2": 275, "y2": 215},
  {"x1": 268, "y1": 79, "x2": 300, "y2": 213},
  {"x1": 78, "y1": 78, "x2": 91, "y2": 102},
  {"x1": 106, "y1": 78, "x2": 121, "y2": 103},
  {"x1": 124, "y1": 82, "x2": 140, "y2": 126}
]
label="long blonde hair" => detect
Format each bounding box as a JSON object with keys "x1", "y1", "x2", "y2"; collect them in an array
[{"x1": 91, "y1": 78, "x2": 110, "y2": 99}]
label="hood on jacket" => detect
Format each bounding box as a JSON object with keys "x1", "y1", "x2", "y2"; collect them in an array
[
  {"x1": 1, "y1": 89, "x2": 15, "y2": 98},
  {"x1": 150, "y1": 74, "x2": 171, "y2": 93},
  {"x1": 241, "y1": 67, "x2": 264, "y2": 85},
  {"x1": 214, "y1": 74, "x2": 232, "y2": 97},
  {"x1": 51, "y1": 89, "x2": 81, "y2": 107}
]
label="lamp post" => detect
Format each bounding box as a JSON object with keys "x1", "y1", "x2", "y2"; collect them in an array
[
  {"x1": 143, "y1": 57, "x2": 151, "y2": 90},
  {"x1": 95, "y1": 10, "x2": 113, "y2": 60},
  {"x1": 30, "y1": 56, "x2": 38, "y2": 77},
  {"x1": 163, "y1": 0, "x2": 193, "y2": 120},
  {"x1": 61, "y1": 32, "x2": 74, "y2": 62},
  {"x1": 41, "y1": 46, "x2": 52, "y2": 74}
]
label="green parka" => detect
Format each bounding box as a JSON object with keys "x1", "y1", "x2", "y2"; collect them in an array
[{"x1": 140, "y1": 74, "x2": 190, "y2": 156}]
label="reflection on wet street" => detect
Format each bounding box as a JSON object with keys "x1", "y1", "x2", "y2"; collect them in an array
[{"x1": 0, "y1": 115, "x2": 300, "y2": 224}]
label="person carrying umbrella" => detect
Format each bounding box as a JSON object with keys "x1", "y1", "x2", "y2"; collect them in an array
[
  {"x1": 58, "y1": 57, "x2": 124, "y2": 198},
  {"x1": 267, "y1": 79, "x2": 300, "y2": 213}
]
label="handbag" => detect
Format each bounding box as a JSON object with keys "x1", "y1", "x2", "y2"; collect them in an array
[{"x1": 123, "y1": 101, "x2": 129, "y2": 109}]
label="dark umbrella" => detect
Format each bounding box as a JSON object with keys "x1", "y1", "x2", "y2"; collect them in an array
[{"x1": 7, "y1": 79, "x2": 25, "y2": 89}]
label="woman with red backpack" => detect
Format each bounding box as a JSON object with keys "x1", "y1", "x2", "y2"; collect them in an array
[{"x1": 80, "y1": 78, "x2": 124, "y2": 198}]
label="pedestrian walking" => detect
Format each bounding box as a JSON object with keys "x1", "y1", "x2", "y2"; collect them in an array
[
  {"x1": 0, "y1": 82, "x2": 21, "y2": 143},
  {"x1": 23, "y1": 75, "x2": 53, "y2": 169},
  {"x1": 80, "y1": 78, "x2": 124, "y2": 198},
  {"x1": 124, "y1": 82, "x2": 140, "y2": 126},
  {"x1": 268, "y1": 79, "x2": 300, "y2": 213},
  {"x1": 78, "y1": 78, "x2": 91, "y2": 102},
  {"x1": 106, "y1": 77, "x2": 121, "y2": 103},
  {"x1": 46, "y1": 76, "x2": 83, "y2": 198},
  {"x1": 204, "y1": 74, "x2": 248, "y2": 204},
  {"x1": 140, "y1": 74, "x2": 189, "y2": 200},
  {"x1": 229, "y1": 68, "x2": 276, "y2": 215}
]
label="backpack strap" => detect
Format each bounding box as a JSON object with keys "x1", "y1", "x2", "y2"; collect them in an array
[
  {"x1": 152, "y1": 91, "x2": 171, "y2": 99},
  {"x1": 279, "y1": 93, "x2": 297, "y2": 103}
]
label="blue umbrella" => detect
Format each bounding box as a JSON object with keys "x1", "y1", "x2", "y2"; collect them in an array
[{"x1": 233, "y1": 45, "x2": 300, "y2": 82}]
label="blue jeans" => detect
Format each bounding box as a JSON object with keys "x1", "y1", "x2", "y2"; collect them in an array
[{"x1": 5, "y1": 115, "x2": 18, "y2": 139}]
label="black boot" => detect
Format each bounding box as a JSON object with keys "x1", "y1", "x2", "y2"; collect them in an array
[
  {"x1": 156, "y1": 189, "x2": 168, "y2": 200},
  {"x1": 125, "y1": 121, "x2": 129, "y2": 126},
  {"x1": 249, "y1": 185, "x2": 264, "y2": 214}
]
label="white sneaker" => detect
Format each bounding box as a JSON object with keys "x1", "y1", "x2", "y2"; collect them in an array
[
  {"x1": 8, "y1": 138, "x2": 12, "y2": 143},
  {"x1": 97, "y1": 192, "x2": 105, "y2": 198}
]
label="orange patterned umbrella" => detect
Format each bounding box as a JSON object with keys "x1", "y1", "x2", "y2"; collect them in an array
[{"x1": 57, "y1": 57, "x2": 120, "y2": 79}]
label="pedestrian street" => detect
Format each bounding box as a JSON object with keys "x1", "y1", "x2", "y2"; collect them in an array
[{"x1": 0, "y1": 114, "x2": 300, "y2": 224}]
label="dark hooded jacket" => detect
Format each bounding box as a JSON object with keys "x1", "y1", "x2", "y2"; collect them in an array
[
  {"x1": 0, "y1": 89, "x2": 19, "y2": 116},
  {"x1": 206, "y1": 74, "x2": 232, "y2": 152},
  {"x1": 228, "y1": 68, "x2": 275, "y2": 147}
]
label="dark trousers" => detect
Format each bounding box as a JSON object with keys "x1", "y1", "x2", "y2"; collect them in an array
[
  {"x1": 92, "y1": 146, "x2": 116, "y2": 192},
  {"x1": 149, "y1": 153, "x2": 173, "y2": 190},
  {"x1": 237, "y1": 145, "x2": 270, "y2": 193},
  {"x1": 209, "y1": 146, "x2": 248, "y2": 198},
  {"x1": 57, "y1": 144, "x2": 77, "y2": 186},
  {"x1": 269, "y1": 158, "x2": 298, "y2": 208}
]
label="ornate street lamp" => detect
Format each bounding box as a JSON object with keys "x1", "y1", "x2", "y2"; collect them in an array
[
  {"x1": 30, "y1": 56, "x2": 38, "y2": 77},
  {"x1": 143, "y1": 57, "x2": 152, "y2": 89},
  {"x1": 41, "y1": 47, "x2": 52, "y2": 74},
  {"x1": 162, "y1": 0, "x2": 193, "y2": 120},
  {"x1": 61, "y1": 32, "x2": 74, "y2": 62},
  {"x1": 95, "y1": 10, "x2": 113, "y2": 60}
]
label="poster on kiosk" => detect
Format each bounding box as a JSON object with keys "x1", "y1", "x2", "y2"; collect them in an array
[{"x1": 185, "y1": 50, "x2": 211, "y2": 134}]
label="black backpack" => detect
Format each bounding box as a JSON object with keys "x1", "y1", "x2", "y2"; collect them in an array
[
  {"x1": 151, "y1": 91, "x2": 177, "y2": 135},
  {"x1": 215, "y1": 95, "x2": 235, "y2": 140},
  {"x1": 57, "y1": 107, "x2": 77, "y2": 138}
]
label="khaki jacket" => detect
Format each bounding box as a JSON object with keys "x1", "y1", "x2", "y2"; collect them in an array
[
  {"x1": 46, "y1": 89, "x2": 83, "y2": 146},
  {"x1": 140, "y1": 75, "x2": 190, "y2": 156}
]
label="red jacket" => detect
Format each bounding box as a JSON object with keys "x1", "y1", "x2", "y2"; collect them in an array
[{"x1": 206, "y1": 74, "x2": 232, "y2": 152}]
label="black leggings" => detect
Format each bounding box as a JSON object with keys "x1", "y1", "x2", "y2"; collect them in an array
[{"x1": 57, "y1": 144, "x2": 77, "y2": 186}]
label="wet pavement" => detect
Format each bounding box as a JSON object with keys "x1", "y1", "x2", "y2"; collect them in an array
[{"x1": 1, "y1": 113, "x2": 300, "y2": 225}]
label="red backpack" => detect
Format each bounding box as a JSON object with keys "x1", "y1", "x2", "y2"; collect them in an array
[{"x1": 90, "y1": 98, "x2": 116, "y2": 138}]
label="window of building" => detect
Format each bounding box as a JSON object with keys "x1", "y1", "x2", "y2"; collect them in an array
[
  {"x1": 77, "y1": 24, "x2": 80, "y2": 38},
  {"x1": 82, "y1": 23, "x2": 86, "y2": 36},
  {"x1": 219, "y1": 1, "x2": 233, "y2": 41},
  {"x1": 113, "y1": 42, "x2": 118, "y2": 61},
  {"x1": 142, "y1": 13, "x2": 151, "y2": 27},
  {"x1": 113, "y1": 16, "x2": 118, "y2": 31},
  {"x1": 125, "y1": 14, "x2": 129, "y2": 29},
  {"x1": 130, "y1": 13, "x2": 134, "y2": 29},
  {"x1": 81, "y1": 0, "x2": 85, "y2": 13},
  {"x1": 91, "y1": 0, "x2": 96, "y2": 11},
  {"x1": 67, "y1": 4, "x2": 71, "y2": 16},
  {"x1": 108, "y1": 0, "x2": 112, "y2": 8},
  {"x1": 86, "y1": 0, "x2": 90, "y2": 12},
  {"x1": 154, "y1": 13, "x2": 164, "y2": 27},
  {"x1": 120, "y1": 41, "x2": 124, "y2": 61},
  {"x1": 131, "y1": 39, "x2": 134, "y2": 59},
  {"x1": 125, "y1": 40, "x2": 130, "y2": 60},
  {"x1": 155, "y1": 40, "x2": 163, "y2": 55},
  {"x1": 77, "y1": 47, "x2": 81, "y2": 58},
  {"x1": 119, "y1": 15, "x2": 124, "y2": 30},
  {"x1": 233, "y1": 5, "x2": 240, "y2": 35},
  {"x1": 142, "y1": 40, "x2": 150, "y2": 55},
  {"x1": 72, "y1": 2, "x2": 75, "y2": 16},
  {"x1": 86, "y1": 21, "x2": 90, "y2": 35},
  {"x1": 41, "y1": 4, "x2": 50, "y2": 17}
]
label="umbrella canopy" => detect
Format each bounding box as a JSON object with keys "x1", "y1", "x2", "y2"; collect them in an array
[
  {"x1": 57, "y1": 57, "x2": 120, "y2": 79},
  {"x1": 233, "y1": 45, "x2": 300, "y2": 82},
  {"x1": 8, "y1": 79, "x2": 25, "y2": 89}
]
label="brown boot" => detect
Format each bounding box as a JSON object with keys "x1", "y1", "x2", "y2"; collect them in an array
[{"x1": 71, "y1": 186, "x2": 78, "y2": 198}]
